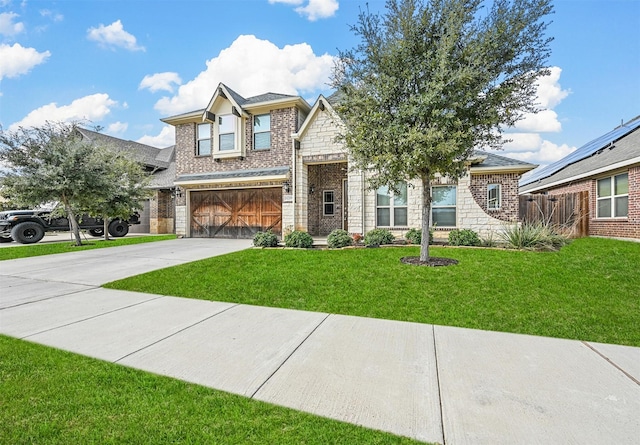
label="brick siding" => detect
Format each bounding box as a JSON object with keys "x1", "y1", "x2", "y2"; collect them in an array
[
  {"x1": 307, "y1": 163, "x2": 347, "y2": 235},
  {"x1": 469, "y1": 173, "x2": 521, "y2": 222},
  {"x1": 175, "y1": 107, "x2": 299, "y2": 177},
  {"x1": 544, "y1": 165, "x2": 640, "y2": 239}
]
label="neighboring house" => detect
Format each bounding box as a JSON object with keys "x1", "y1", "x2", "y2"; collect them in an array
[
  {"x1": 519, "y1": 116, "x2": 640, "y2": 240},
  {"x1": 77, "y1": 128, "x2": 176, "y2": 234},
  {"x1": 162, "y1": 84, "x2": 536, "y2": 239}
]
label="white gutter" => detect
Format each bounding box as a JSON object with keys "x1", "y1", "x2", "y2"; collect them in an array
[{"x1": 520, "y1": 156, "x2": 640, "y2": 194}]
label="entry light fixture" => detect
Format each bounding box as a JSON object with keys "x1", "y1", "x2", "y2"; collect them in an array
[
  {"x1": 309, "y1": 185, "x2": 315, "y2": 195},
  {"x1": 282, "y1": 181, "x2": 291, "y2": 193}
]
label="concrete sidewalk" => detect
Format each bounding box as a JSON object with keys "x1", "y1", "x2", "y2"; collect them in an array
[{"x1": 1, "y1": 238, "x2": 638, "y2": 444}]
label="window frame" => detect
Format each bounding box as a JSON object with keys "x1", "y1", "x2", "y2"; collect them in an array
[
  {"x1": 218, "y1": 114, "x2": 236, "y2": 152},
  {"x1": 431, "y1": 185, "x2": 457, "y2": 228},
  {"x1": 376, "y1": 182, "x2": 408, "y2": 228},
  {"x1": 253, "y1": 113, "x2": 271, "y2": 150},
  {"x1": 487, "y1": 183, "x2": 501, "y2": 210},
  {"x1": 596, "y1": 173, "x2": 629, "y2": 218},
  {"x1": 196, "y1": 123, "x2": 212, "y2": 157},
  {"x1": 323, "y1": 190, "x2": 335, "y2": 216}
]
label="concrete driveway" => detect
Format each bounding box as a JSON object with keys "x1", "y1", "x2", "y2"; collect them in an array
[{"x1": 1, "y1": 238, "x2": 639, "y2": 444}]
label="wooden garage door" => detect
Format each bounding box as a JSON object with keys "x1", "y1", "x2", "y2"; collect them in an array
[{"x1": 190, "y1": 188, "x2": 282, "y2": 238}]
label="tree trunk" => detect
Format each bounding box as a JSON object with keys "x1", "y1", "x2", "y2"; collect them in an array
[
  {"x1": 103, "y1": 217, "x2": 110, "y2": 241},
  {"x1": 63, "y1": 202, "x2": 83, "y2": 246},
  {"x1": 420, "y1": 173, "x2": 432, "y2": 262}
]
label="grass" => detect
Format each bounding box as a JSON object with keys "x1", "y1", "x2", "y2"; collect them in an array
[
  {"x1": 0, "y1": 234, "x2": 177, "y2": 261},
  {"x1": 0, "y1": 336, "x2": 422, "y2": 445},
  {"x1": 106, "y1": 237, "x2": 640, "y2": 347}
]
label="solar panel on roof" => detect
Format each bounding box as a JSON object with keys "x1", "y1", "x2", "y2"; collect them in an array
[{"x1": 520, "y1": 117, "x2": 640, "y2": 186}]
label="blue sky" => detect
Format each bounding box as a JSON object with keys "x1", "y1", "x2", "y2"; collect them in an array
[{"x1": 1, "y1": 0, "x2": 638, "y2": 168}]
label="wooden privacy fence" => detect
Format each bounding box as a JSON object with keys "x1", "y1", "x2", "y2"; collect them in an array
[{"x1": 519, "y1": 191, "x2": 589, "y2": 238}]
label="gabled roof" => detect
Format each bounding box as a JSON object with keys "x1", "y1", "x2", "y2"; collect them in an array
[
  {"x1": 520, "y1": 116, "x2": 640, "y2": 192},
  {"x1": 77, "y1": 128, "x2": 174, "y2": 170},
  {"x1": 162, "y1": 83, "x2": 310, "y2": 125},
  {"x1": 294, "y1": 94, "x2": 343, "y2": 140}
]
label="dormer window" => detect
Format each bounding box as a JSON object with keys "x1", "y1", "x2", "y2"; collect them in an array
[
  {"x1": 218, "y1": 115, "x2": 235, "y2": 151},
  {"x1": 253, "y1": 113, "x2": 271, "y2": 150}
]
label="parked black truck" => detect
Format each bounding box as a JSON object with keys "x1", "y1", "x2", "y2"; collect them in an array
[{"x1": 0, "y1": 209, "x2": 140, "y2": 244}]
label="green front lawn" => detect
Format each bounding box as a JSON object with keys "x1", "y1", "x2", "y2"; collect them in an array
[
  {"x1": 106, "y1": 237, "x2": 640, "y2": 346},
  {"x1": 0, "y1": 336, "x2": 422, "y2": 444},
  {"x1": 0, "y1": 234, "x2": 176, "y2": 261}
]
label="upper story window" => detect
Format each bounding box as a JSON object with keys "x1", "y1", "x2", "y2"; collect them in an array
[
  {"x1": 597, "y1": 173, "x2": 628, "y2": 218},
  {"x1": 197, "y1": 123, "x2": 211, "y2": 156},
  {"x1": 487, "y1": 184, "x2": 501, "y2": 210},
  {"x1": 253, "y1": 114, "x2": 271, "y2": 150},
  {"x1": 376, "y1": 182, "x2": 408, "y2": 227},
  {"x1": 218, "y1": 115, "x2": 235, "y2": 151},
  {"x1": 432, "y1": 185, "x2": 457, "y2": 227}
]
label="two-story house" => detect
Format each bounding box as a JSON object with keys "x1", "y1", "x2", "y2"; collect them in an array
[{"x1": 162, "y1": 83, "x2": 536, "y2": 240}]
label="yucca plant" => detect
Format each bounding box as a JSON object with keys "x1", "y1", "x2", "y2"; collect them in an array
[{"x1": 499, "y1": 222, "x2": 569, "y2": 251}]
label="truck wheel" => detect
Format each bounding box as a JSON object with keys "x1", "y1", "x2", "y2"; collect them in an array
[
  {"x1": 89, "y1": 228, "x2": 104, "y2": 237},
  {"x1": 0, "y1": 236, "x2": 13, "y2": 243},
  {"x1": 10, "y1": 222, "x2": 45, "y2": 244},
  {"x1": 108, "y1": 220, "x2": 129, "y2": 237}
]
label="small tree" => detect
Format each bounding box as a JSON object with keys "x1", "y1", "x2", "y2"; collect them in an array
[
  {"x1": 0, "y1": 121, "x2": 150, "y2": 246},
  {"x1": 83, "y1": 148, "x2": 152, "y2": 241},
  {"x1": 332, "y1": 0, "x2": 553, "y2": 262}
]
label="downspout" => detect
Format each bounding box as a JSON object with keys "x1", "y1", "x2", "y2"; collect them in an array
[{"x1": 291, "y1": 132, "x2": 298, "y2": 230}]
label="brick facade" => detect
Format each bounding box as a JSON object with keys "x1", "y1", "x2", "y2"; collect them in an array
[
  {"x1": 175, "y1": 107, "x2": 298, "y2": 177},
  {"x1": 544, "y1": 165, "x2": 640, "y2": 239},
  {"x1": 469, "y1": 173, "x2": 521, "y2": 222},
  {"x1": 307, "y1": 163, "x2": 347, "y2": 235}
]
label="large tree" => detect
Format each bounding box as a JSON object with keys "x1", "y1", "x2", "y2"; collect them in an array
[
  {"x1": 332, "y1": 0, "x2": 553, "y2": 262},
  {"x1": 0, "y1": 121, "x2": 150, "y2": 246}
]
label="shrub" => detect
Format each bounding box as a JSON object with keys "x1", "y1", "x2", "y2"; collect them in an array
[
  {"x1": 405, "y1": 228, "x2": 421, "y2": 244},
  {"x1": 499, "y1": 222, "x2": 570, "y2": 251},
  {"x1": 253, "y1": 231, "x2": 279, "y2": 248},
  {"x1": 404, "y1": 228, "x2": 434, "y2": 245},
  {"x1": 448, "y1": 229, "x2": 481, "y2": 246},
  {"x1": 364, "y1": 228, "x2": 394, "y2": 247},
  {"x1": 284, "y1": 230, "x2": 314, "y2": 248},
  {"x1": 327, "y1": 229, "x2": 353, "y2": 249}
]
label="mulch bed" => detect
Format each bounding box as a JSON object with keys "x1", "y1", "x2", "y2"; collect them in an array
[{"x1": 400, "y1": 256, "x2": 459, "y2": 267}]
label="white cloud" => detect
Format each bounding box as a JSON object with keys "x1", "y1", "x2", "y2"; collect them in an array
[
  {"x1": 155, "y1": 35, "x2": 334, "y2": 115},
  {"x1": 296, "y1": 0, "x2": 339, "y2": 21},
  {"x1": 8, "y1": 94, "x2": 117, "y2": 131},
  {"x1": 139, "y1": 72, "x2": 182, "y2": 93},
  {"x1": 0, "y1": 12, "x2": 24, "y2": 36},
  {"x1": 107, "y1": 121, "x2": 128, "y2": 134},
  {"x1": 536, "y1": 66, "x2": 570, "y2": 109},
  {"x1": 40, "y1": 9, "x2": 64, "y2": 22},
  {"x1": 87, "y1": 20, "x2": 145, "y2": 52},
  {"x1": 495, "y1": 66, "x2": 574, "y2": 167},
  {"x1": 269, "y1": 0, "x2": 338, "y2": 20},
  {"x1": 514, "y1": 109, "x2": 562, "y2": 133},
  {"x1": 0, "y1": 43, "x2": 50, "y2": 80},
  {"x1": 137, "y1": 125, "x2": 175, "y2": 148}
]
